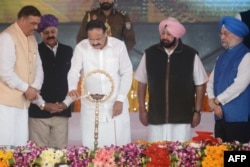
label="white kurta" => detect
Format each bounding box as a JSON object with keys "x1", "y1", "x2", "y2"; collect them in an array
[
  {"x1": 68, "y1": 37, "x2": 133, "y2": 149},
  {"x1": 207, "y1": 53, "x2": 250, "y2": 105},
  {"x1": 0, "y1": 25, "x2": 43, "y2": 146}
]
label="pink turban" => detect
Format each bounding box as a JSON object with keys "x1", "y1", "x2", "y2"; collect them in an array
[{"x1": 159, "y1": 17, "x2": 186, "y2": 38}]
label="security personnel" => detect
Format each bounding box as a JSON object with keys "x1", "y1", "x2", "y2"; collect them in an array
[{"x1": 76, "y1": 0, "x2": 136, "y2": 51}]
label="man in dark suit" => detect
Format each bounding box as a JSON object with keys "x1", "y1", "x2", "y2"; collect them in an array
[{"x1": 28, "y1": 14, "x2": 73, "y2": 149}]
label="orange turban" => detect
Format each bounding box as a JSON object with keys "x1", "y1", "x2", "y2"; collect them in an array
[{"x1": 159, "y1": 17, "x2": 186, "y2": 38}]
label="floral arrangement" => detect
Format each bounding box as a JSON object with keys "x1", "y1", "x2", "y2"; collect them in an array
[
  {"x1": 32, "y1": 148, "x2": 66, "y2": 166},
  {"x1": 0, "y1": 139, "x2": 250, "y2": 167},
  {"x1": 66, "y1": 143, "x2": 149, "y2": 167},
  {"x1": 0, "y1": 149, "x2": 14, "y2": 167}
]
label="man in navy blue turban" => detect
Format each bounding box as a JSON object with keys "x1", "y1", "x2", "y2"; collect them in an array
[
  {"x1": 206, "y1": 16, "x2": 250, "y2": 143},
  {"x1": 219, "y1": 16, "x2": 249, "y2": 38}
]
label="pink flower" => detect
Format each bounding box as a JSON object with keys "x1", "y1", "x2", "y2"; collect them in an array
[{"x1": 92, "y1": 149, "x2": 116, "y2": 167}]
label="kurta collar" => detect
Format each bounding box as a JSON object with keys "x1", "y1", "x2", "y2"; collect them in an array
[
  {"x1": 14, "y1": 22, "x2": 28, "y2": 39},
  {"x1": 45, "y1": 42, "x2": 58, "y2": 55},
  {"x1": 172, "y1": 39, "x2": 184, "y2": 53}
]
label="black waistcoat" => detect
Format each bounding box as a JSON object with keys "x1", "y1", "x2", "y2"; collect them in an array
[
  {"x1": 29, "y1": 42, "x2": 73, "y2": 118},
  {"x1": 145, "y1": 40, "x2": 197, "y2": 124}
]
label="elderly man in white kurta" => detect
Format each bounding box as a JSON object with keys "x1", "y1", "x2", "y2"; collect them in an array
[{"x1": 68, "y1": 19, "x2": 133, "y2": 149}]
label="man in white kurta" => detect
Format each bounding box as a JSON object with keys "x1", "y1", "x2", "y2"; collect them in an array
[
  {"x1": 0, "y1": 6, "x2": 43, "y2": 146},
  {"x1": 134, "y1": 17, "x2": 208, "y2": 142},
  {"x1": 68, "y1": 20, "x2": 133, "y2": 149}
]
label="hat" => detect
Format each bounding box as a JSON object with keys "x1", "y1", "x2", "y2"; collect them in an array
[
  {"x1": 219, "y1": 16, "x2": 249, "y2": 38},
  {"x1": 37, "y1": 14, "x2": 59, "y2": 33},
  {"x1": 159, "y1": 17, "x2": 186, "y2": 38}
]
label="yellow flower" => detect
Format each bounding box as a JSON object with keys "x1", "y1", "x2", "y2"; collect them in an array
[
  {"x1": 0, "y1": 149, "x2": 14, "y2": 167},
  {"x1": 33, "y1": 148, "x2": 66, "y2": 167},
  {"x1": 202, "y1": 145, "x2": 228, "y2": 167}
]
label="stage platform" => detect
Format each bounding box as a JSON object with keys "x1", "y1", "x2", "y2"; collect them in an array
[{"x1": 68, "y1": 111, "x2": 214, "y2": 146}]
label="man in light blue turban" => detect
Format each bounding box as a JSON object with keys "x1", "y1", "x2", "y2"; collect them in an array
[{"x1": 207, "y1": 16, "x2": 250, "y2": 143}]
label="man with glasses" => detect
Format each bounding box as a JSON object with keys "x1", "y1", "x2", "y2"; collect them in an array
[
  {"x1": 68, "y1": 19, "x2": 133, "y2": 149},
  {"x1": 76, "y1": 0, "x2": 135, "y2": 52},
  {"x1": 207, "y1": 16, "x2": 250, "y2": 143}
]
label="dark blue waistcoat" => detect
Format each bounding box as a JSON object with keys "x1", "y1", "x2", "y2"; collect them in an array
[{"x1": 214, "y1": 43, "x2": 250, "y2": 122}]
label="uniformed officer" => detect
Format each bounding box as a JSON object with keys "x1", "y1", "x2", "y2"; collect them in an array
[{"x1": 76, "y1": 0, "x2": 136, "y2": 51}]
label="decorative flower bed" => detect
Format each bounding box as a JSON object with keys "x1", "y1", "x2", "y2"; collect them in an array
[{"x1": 1, "y1": 139, "x2": 249, "y2": 167}]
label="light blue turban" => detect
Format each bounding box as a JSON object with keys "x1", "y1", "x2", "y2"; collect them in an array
[{"x1": 219, "y1": 16, "x2": 249, "y2": 38}]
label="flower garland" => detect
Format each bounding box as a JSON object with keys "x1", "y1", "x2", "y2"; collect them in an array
[
  {"x1": 32, "y1": 148, "x2": 66, "y2": 167},
  {"x1": 168, "y1": 141, "x2": 204, "y2": 167},
  {"x1": 142, "y1": 143, "x2": 170, "y2": 167},
  {"x1": 201, "y1": 145, "x2": 228, "y2": 167},
  {"x1": 12, "y1": 141, "x2": 43, "y2": 166},
  {"x1": 0, "y1": 140, "x2": 250, "y2": 167},
  {"x1": 66, "y1": 145, "x2": 92, "y2": 166},
  {"x1": 0, "y1": 149, "x2": 14, "y2": 167}
]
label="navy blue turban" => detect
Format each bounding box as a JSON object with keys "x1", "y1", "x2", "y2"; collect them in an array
[{"x1": 219, "y1": 16, "x2": 249, "y2": 38}]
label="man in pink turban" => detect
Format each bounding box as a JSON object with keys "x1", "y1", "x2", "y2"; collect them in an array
[
  {"x1": 158, "y1": 17, "x2": 186, "y2": 39},
  {"x1": 135, "y1": 17, "x2": 208, "y2": 142}
]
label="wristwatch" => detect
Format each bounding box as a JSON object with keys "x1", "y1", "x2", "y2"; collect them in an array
[
  {"x1": 193, "y1": 109, "x2": 201, "y2": 115},
  {"x1": 39, "y1": 103, "x2": 45, "y2": 110}
]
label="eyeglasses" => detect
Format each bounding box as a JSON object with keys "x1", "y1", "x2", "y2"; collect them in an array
[
  {"x1": 219, "y1": 31, "x2": 231, "y2": 38},
  {"x1": 89, "y1": 34, "x2": 106, "y2": 43}
]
